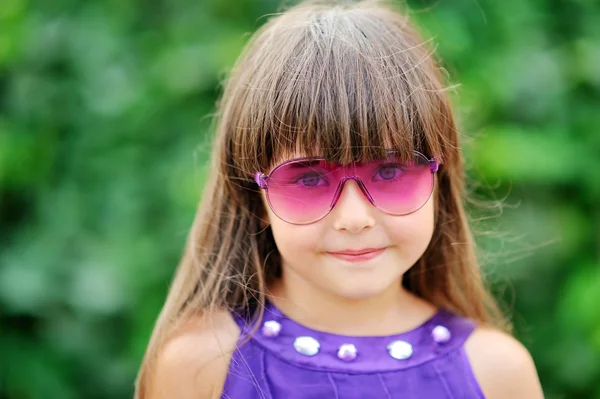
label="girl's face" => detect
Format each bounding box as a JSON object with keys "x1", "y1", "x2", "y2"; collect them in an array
[{"x1": 262, "y1": 157, "x2": 436, "y2": 301}]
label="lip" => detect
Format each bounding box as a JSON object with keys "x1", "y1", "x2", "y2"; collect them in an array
[{"x1": 327, "y1": 247, "x2": 386, "y2": 263}]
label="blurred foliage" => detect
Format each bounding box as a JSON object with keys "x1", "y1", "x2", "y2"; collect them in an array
[{"x1": 0, "y1": 0, "x2": 598, "y2": 398}]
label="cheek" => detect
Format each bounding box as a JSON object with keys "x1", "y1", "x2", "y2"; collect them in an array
[
  {"x1": 266, "y1": 209, "x2": 322, "y2": 259},
  {"x1": 387, "y1": 195, "x2": 436, "y2": 252}
]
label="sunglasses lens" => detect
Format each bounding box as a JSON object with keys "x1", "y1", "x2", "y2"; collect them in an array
[
  {"x1": 266, "y1": 160, "x2": 337, "y2": 224},
  {"x1": 356, "y1": 152, "x2": 434, "y2": 215},
  {"x1": 265, "y1": 152, "x2": 435, "y2": 224}
]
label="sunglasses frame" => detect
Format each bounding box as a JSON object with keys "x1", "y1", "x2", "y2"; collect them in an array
[{"x1": 254, "y1": 150, "x2": 440, "y2": 225}]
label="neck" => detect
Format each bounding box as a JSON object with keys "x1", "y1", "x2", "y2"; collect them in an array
[{"x1": 267, "y1": 272, "x2": 436, "y2": 336}]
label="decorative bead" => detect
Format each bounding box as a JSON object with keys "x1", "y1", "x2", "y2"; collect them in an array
[
  {"x1": 387, "y1": 340, "x2": 413, "y2": 360},
  {"x1": 432, "y1": 325, "x2": 451, "y2": 344},
  {"x1": 262, "y1": 320, "x2": 282, "y2": 337},
  {"x1": 337, "y1": 344, "x2": 358, "y2": 361},
  {"x1": 293, "y1": 336, "x2": 320, "y2": 356}
]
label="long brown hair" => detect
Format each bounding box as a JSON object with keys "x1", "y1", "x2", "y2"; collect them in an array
[{"x1": 135, "y1": 0, "x2": 508, "y2": 396}]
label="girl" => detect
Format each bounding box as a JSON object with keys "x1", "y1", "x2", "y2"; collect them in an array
[{"x1": 136, "y1": 1, "x2": 544, "y2": 398}]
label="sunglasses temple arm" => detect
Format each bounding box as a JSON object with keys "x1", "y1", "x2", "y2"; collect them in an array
[
  {"x1": 429, "y1": 158, "x2": 440, "y2": 173},
  {"x1": 254, "y1": 172, "x2": 268, "y2": 189}
]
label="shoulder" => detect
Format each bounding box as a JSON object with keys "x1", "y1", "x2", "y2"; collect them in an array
[
  {"x1": 464, "y1": 326, "x2": 544, "y2": 399},
  {"x1": 147, "y1": 309, "x2": 241, "y2": 399}
]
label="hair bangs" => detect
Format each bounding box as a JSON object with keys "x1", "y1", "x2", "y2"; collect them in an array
[{"x1": 227, "y1": 2, "x2": 452, "y2": 179}]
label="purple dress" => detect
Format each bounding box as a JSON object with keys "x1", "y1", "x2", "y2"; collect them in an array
[{"x1": 222, "y1": 301, "x2": 484, "y2": 398}]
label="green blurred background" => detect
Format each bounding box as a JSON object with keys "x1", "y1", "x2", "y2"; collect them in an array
[{"x1": 0, "y1": 0, "x2": 598, "y2": 397}]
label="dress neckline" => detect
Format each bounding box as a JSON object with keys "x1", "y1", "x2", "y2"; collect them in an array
[{"x1": 234, "y1": 300, "x2": 476, "y2": 373}]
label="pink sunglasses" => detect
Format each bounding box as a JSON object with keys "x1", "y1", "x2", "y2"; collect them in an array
[{"x1": 255, "y1": 150, "x2": 440, "y2": 225}]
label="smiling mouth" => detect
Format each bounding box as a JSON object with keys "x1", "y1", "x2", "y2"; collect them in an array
[{"x1": 327, "y1": 248, "x2": 386, "y2": 262}]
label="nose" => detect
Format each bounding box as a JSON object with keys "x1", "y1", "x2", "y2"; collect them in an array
[{"x1": 331, "y1": 179, "x2": 376, "y2": 233}]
